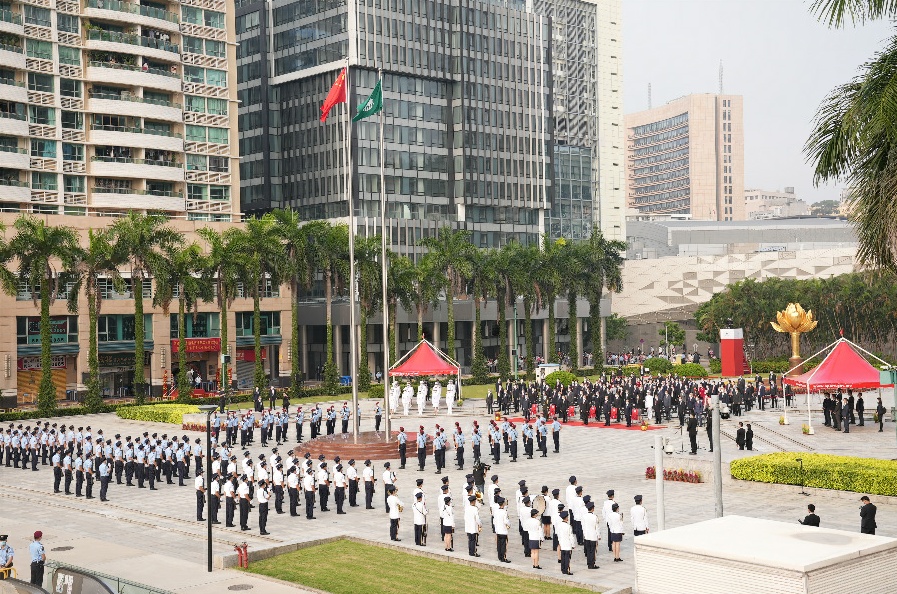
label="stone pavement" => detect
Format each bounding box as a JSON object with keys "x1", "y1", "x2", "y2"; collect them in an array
[{"x1": 1, "y1": 404, "x2": 896, "y2": 593}]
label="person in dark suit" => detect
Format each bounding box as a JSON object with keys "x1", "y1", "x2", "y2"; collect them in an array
[
  {"x1": 822, "y1": 394, "x2": 832, "y2": 426},
  {"x1": 856, "y1": 394, "x2": 865, "y2": 426},
  {"x1": 735, "y1": 422, "x2": 745, "y2": 450},
  {"x1": 799, "y1": 504, "x2": 820, "y2": 527},
  {"x1": 706, "y1": 411, "x2": 714, "y2": 453},
  {"x1": 757, "y1": 383, "x2": 766, "y2": 411},
  {"x1": 686, "y1": 414, "x2": 698, "y2": 455},
  {"x1": 860, "y1": 496, "x2": 877, "y2": 534},
  {"x1": 877, "y1": 397, "x2": 887, "y2": 432},
  {"x1": 745, "y1": 423, "x2": 753, "y2": 451},
  {"x1": 842, "y1": 398, "x2": 851, "y2": 433},
  {"x1": 832, "y1": 397, "x2": 842, "y2": 431}
]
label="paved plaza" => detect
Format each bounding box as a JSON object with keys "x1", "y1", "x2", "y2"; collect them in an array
[{"x1": 2, "y1": 399, "x2": 896, "y2": 593}]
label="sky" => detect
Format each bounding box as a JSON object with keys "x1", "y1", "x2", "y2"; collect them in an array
[{"x1": 622, "y1": 0, "x2": 893, "y2": 203}]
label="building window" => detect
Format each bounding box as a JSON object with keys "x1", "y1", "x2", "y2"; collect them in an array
[
  {"x1": 170, "y1": 312, "x2": 219, "y2": 338},
  {"x1": 235, "y1": 311, "x2": 280, "y2": 337},
  {"x1": 98, "y1": 315, "x2": 152, "y2": 341},
  {"x1": 17, "y1": 315, "x2": 78, "y2": 344}
]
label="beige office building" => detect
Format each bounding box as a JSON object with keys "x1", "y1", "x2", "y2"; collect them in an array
[
  {"x1": 0, "y1": 0, "x2": 239, "y2": 219},
  {"x1": 624, "y1": 94, "x2": 744, "y2": 221}
]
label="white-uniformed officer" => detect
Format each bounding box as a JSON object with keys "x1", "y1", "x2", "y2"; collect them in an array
[
  {"x1": 382, "y1": 462, "x2": 395, "y2": 511},
  {"x1": 257, "y1": 479, "x2": 271, "y2": 535},
  {"x1": 223, "y1": 475, "x2": 237, "y2": 527},
  {"x1": 333, "y1": 463, "x2": 347, "y2": 514},
  {"x1": 302, "y1": 468, "x2": 316, "y2": 519},
  {"x1": 237, "y1": 474, "x2": 251, "y2": 530},
  {"x1": 387, "y1": 486, "x2": 403, "y2": 541},
  {"x1": 362, "y1": 459, "x2": 375, "y2": 509},
  {"x1": 52, "y1": 450, "x2": 62, "y2": 493},
  {"x1": 98, "y1": 458, "x2": 111, "y2": 501},
  {"x1": 346, "y1": 459, "x2": 359, "y2": 507},
  {"x1": 195, "y1": 468, "x2": 206, "y2": 521}
]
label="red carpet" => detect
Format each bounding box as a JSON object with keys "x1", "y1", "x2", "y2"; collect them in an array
[{"x1": 504, "y1": 418, "x2": 665, "y2": 431}]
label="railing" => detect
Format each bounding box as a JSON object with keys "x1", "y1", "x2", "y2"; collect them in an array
[
  {"x1": 87, "y1": 29, "x2": 179, "y2": 54},
  {"x1": 92, "y1": 187, "x2": 183, "y2": 198},
  {"x1": 0, "y1": 78, "x2": 24, "y2": 87},
  {"x1": 90, "y1": 123, "x2": 182, "y2": 139},
  {"x1": 45, "y1": 560, "x2": 175, "y2": 594},
  {"x1": 0, "y1": 178, "x2": 27, "y2": 187},
  {"x1": 92, "y1": 155, "x2": 182, "y2": 167},
  {"x1": 89, "y1": 90, "x2": 181, "y2": 109},
  {"x1": 0, "y1": 42, "x2": 23, "y2": 53},
  {"x1": 0, "y1": 9, "x2": 22, "y2": 25},
  {"x1": 88, "y1": 59, "x2": 179, "y2": 78},
  {"x1": 0, "y1": 110, "x2": 26, "y2": 121},
  {"x1": 0, "y1": 145, "x2": 26, "y2": 154},
  {"x1": 87, "y1": 0, "x2": 179, "y2": 23}
]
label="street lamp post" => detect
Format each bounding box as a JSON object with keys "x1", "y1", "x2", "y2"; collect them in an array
[{"x1": 199, "y1": 404, "x2": 217, "y2": 573}]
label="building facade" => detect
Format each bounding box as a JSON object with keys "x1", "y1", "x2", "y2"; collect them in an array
[
  {"x1": 624, "y1": 93, "x2": 744, "y2": 221},
  {"x1": 744, "y1": 187, "x2": 809, "y2": 220},
  {"x1": 0, "y1": 0, "x2": 239, "y2": 219},
  {"x1": 0, "y1": 215, "x2": 290, "y2": 405},
  {"x1": 234, "y1": 0, "x2": 624, "y2": 249}
]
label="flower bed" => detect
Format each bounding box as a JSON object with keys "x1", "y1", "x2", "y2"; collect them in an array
[
  {"x1": 730, "y1": 453, "x2": 897, "y2": 496},
  {"x1": 646, "y1": 466, "x2": 702, "y2": 483}
]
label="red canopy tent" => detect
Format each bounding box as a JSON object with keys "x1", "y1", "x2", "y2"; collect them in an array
[
  {"x1": 783, "y1": 338, "x2": 891, "y2": 390},
  {"x1": 389, "y1": 339, "x2": 460, "y2": 379}
]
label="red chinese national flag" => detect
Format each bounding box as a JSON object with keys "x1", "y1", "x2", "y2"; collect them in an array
[{"x1": 320, "y1": 67, "x2": 347, "y2": 122}]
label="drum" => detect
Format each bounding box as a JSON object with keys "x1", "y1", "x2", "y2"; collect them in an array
[
  {"x1": 532, "y1": 494, "x2": 547, "y2": 515},
  {"x1": 632, "y1": 408, "x2": 640, "y2": 421}
]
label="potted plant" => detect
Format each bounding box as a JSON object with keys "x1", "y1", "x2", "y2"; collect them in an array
[
  {"x1": 801, "y1": 423, "x2": 811, "y2": 435},
  {"x1": 779, "y1": 415, "x2": 786, "y2": 425}
]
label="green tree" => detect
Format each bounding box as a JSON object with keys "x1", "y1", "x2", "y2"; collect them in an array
[
  {"x1": 412, "y1": 255, "x2": 440, "y2": 343},
  {"x1": 659, "y1": 321, "x2": 686, "y2": 354},
  {"x1": 239, "y1": 215, "x2": 286, "y2": 393},
  {"x1": 467, "y1": 249, "x2": 493, "y2": 383},
  {"x1": 605, "y1": 314, "x2": 629, "y2": 341},
  {"x1": 806, "y1": 0, "x2": 897, "y2": 273},
  {"x1": 354, "y1": 234, "x2": 383, "y2": 391},
  {"x1": 538, "y1": 234, "x2": 565, "y2": 363},
  {"x1": 271, "y1": 209, "x2": 310, "y2": 398},
  {"x1": 304, "y1": 221, "x2": 349, "y2": 393},
  {"x1": 67, "y1": 228, "x2": 123, "y2": 412},
  {"x1": 488, "y1": 247, "x2": 513, "y2": 380},
  {"x1": 561, "y1": 241, "x2": 589, "y2": 373},
  {"x1": 385, "y1": 252, "x2": 415, "y2": 363},
  {"x1": 581, "y1": 230, "x2": 625, "y2": 372},
  {"x1": 198, "y1": 227, "x2": 242, "y2": 399},
  {"x1": 506, "y1": 242, "x2": 541, "y2": 378},
  {"x1": 419, "y1": 227, "x2": 476, "y2": 361},
  {"x1": 154, "y1": 242, "x2": 210, "y2": 401},
  {"x1": 8, "y1": 217, "x2": 79, "y2": 413},
  {"x1": 111, "y1": 213, "x2": 181, "y2": 403}
]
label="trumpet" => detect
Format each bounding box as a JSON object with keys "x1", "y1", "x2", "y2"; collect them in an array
[
  {"x1": 397, "y1": 503, "x2": 404, "y2": 512},
  {"x1": 475, "y1": 491, "x2": 483, "y2": 503}
]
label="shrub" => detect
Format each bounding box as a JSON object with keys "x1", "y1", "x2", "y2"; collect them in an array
[
  {"x1": 543, "y1": 370, "x2": 577, "y2": 386},
  {"x1": 117, "y1": 404, "x2": 200, "y2": 425},
  {"x1": 368, "y1": 384, "x2": 384, "y2": 399},
  {"x1": 643, "y1": 357, "x2": 672, "y2": 375},
  {"x1": 709, "y1": 358, "x2": 722, "y2": 374},
  {"x1": 730, "y1": 453, "x2": 897, "y2": 496},
  {"x1": 672, "y1": 363, "x2": 708, "y2": 378}
]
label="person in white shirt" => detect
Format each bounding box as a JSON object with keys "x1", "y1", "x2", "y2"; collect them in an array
[
  {"x1": 464, "y1": 495, "x2": 483, "y2": 557},
  {"x1": 416, "y1": 381, "x2": 427, "y2": 416},
  {"x1": 540, "y1": 485, "x2": 553, "y2": 540},
  {"x1": 382, "y1": 462, "x2": 396, "y2": 512},
  {"x1": 302, "y1": 468, "x2": 316, "y2": 520},
  {"x1": 257, "y1": 479, "x2": 271, "y2": 535},
  {"x1": 607, "y1": 502, "x2": 625, "y2": 562},
  {"x1": 493, "y1": 496, "x2": 511, "y2": 562},
  {"x1": 565, "y1": 475, "x2": 579, "y2": 512},
  {"x1": 346, "y1": 459, "x2": 359, "y2": 507},
  {"x1": 412, "y1": 492, "x2": 428, "y2": 546},
  {"x1": 630, "y1": 494, "x2": 649, "y2": 536},
  {"x1": 602, "y1": 489, "x2": 616, "y2": 553},
  {"x1": 316, "y1": 463, "x2": 331, "y2": 512},
  {"x1": 570, "y1": 486, "x2": 585, "y2": 545},
  {"x1": 362, "y1": 460, "x2": 376, "y2": 509},
  {"x1": 333, "y1": 464, "x2": 347, "y2": 514},
  {"x1": 556, "y1": 510, "x2": 576, "y2": 575},
  {"x1": 287, "y1": 467, "x2": 300, "y2": 516},
  {"x1": 440, "y1": 495, "x2": 455, "y2": 551},
  {"x1": 526, "y1": 508, "x2": 544, "y2": 569},
  {"x1": 582, "y1": 501, "x2": 601, "y2": 569},
  {"x1": 387, "y1": 486, "x2": 403, "y2": 541}
]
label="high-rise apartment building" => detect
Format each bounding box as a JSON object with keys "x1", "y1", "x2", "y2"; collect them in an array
[
  {"x1": 624, "y1": 94, "x2": 743, "y2": 221},
  {"x1": 0, "y1": 0, "x2": 239, "y2": 219},
  {"x1": 235, "y1": 0, "x2": 624, "y2": 248}
]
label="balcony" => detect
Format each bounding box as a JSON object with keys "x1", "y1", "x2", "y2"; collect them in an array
[
  {"x1": 90, "y1": 155, "x2": 185, "y2": 182},
  {"x1": 0, "y1": 78, "x2": 26, "y2": 103},
  {"x1": 0, "y1": 111, "x2": 28, "y2": 136},
  {"x1": 90, "y1": 123, "x2": 184, "y2": 152},
  {"x1": 89, "y1": 91, "x2": 182, "y2": 122},
  {"x1": 91, "y1": 187, "x2": 185, "y2": 211},
  {"x1": 0, "y1": 9, "x2": 24, "y2": 36},
  {"x1": 0, "y1": 42, "x2": 25, "y2": 70},
  {"x1": 86, "y1": 29, "x2": 180, "y2": 62},
  {"x1": 0, "y1": 145, "x2": 28, "y2": 169},
  {"x1": 86, "y1": 60, "x2": 182, "y2": 93},
  {"x1": 85, "y1": 0, "x2": 180, "y2": 33},
  {"x1": 0, "y1": 178, "x2": 29, "y2": 203}
]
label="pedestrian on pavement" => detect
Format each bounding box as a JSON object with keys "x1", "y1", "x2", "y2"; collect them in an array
[
  {"x1": 860, "y1": 496, "x2": 877, "y2": 535},
  {"x1": 876, "y1": 397, "x2": 887, "y2": 432},
  {"x1": 29, "y1": 531, "x2": 45, "y2": 586},
  {"x1": 799, "y1": 504, "x2": 820, "y2": 527}
]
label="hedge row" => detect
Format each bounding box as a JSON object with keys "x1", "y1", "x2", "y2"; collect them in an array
[
  {"x1": 117, "y1": 404, "x2": 200, "y2": 425},
  {"x1": 730, "y1": 453, "x2": 897, "y2": 497}
]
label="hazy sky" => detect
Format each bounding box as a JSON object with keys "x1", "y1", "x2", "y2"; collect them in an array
[{"x1": 623, "y1": 0, "x2": 893, "y2": 203}]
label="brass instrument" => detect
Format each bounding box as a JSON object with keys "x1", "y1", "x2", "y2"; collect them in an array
[
  {"x1": 475, "y1": 491, "x2": 484, "y2": 504},
  {"x1": 397, "y1": 503, "x2": 404, "y2": 512}
]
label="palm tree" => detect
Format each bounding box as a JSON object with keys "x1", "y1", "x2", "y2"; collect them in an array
[
  {"x1": 239, "y1": 215, "x2": 286, "y2": 393},
  {"x1": 488, "y1": 246, "x2": 513, "y2": 380},
  {"x1": 562, "y1": 241, "x2": 589, "y2": 373},
  {"x1": 155, "y1": 242, "x2": 211, "y2": 401},
  {"x1": 111, "y1": 213, "x2": 181, "y2": 403},
  {"x1": 385, "y1": 252, "x2": 415, "y2": 362},
  {"x1": 412, "y1": 255, "x2": 441, "y2": 343},
  {"x1": 8, "y1": 217, "x2": 79, "y2": 413},
  {"x1": 354, "y1": 234, "x2": 382, "y2": 391},
  {"x1": 419, "y1": 227, "x2": 476, "y2": 360},
  {"x1": 271, "y1": 209, "x2": 310, "y2": 399},
  {"x1": 507, "y1": 242, "x2": 542, "y2": 378},
  {"x1": 67, "y1": 228, "x2": 123, "y2": 412},
  {"x1": 538, "y1": 234, "x2": 565, "y2": 363},
  {"x1": 198, "y1": 227, "x2": 242, "y2": 399},
  {"x1": 304, "y1": 221, "x2": 350, "y2": 392},
  {"x1": 467, "y1": 249, "x2": 493, "y2": 383},
  {"x1": 582, "y1": 230, "x2": 625, "y2": 372},
  {"x1": 806, "y1": 0, "x2": 897, "y2": 273}
]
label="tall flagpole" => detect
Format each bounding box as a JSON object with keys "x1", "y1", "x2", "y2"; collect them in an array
[
  {"x1": 379, "y1": 66, "x2": 390, "y2": 435},
  {"x1": 346, "y1": 58, "x2": 359, "y2": 438}
]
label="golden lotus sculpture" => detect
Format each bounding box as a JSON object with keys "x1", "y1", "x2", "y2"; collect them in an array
[{"x1": 771, "y1": 302, "x2": 818, "y2": 359}]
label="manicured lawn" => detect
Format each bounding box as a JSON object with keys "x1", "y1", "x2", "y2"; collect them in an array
[{"x1": 245, "y1": 540, "x2": 597, "y2": 594}]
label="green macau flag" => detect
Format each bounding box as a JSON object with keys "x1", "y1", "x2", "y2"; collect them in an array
[{"x1": 353, "y1": 79, "x2": 383, "y2": 122}]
